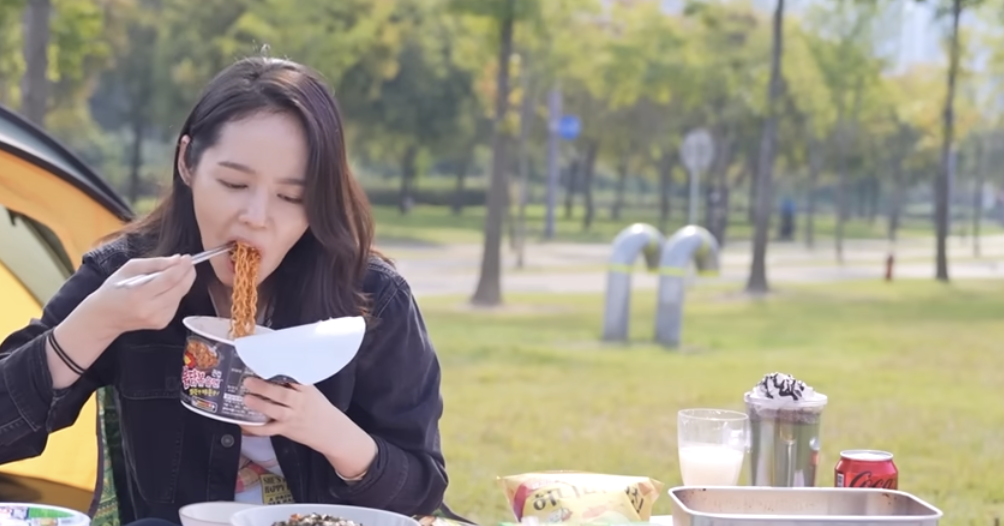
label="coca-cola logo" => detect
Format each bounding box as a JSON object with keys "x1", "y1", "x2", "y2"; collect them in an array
[{"x1": 849, "y1": 471, "x2": 896, "y2": 489}]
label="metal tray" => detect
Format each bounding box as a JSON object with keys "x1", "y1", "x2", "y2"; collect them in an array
[{"x1": 667, "y1": 486, "x2": 943, "y2": 526}]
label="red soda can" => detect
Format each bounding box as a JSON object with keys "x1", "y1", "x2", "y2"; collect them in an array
[{"x1": 835, "y1": 449, "x2": 898, "y2": 489}]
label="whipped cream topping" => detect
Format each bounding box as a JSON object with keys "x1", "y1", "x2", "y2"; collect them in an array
[{"x1": 749, "y1": 372, "x2": 822, "y2": 403}]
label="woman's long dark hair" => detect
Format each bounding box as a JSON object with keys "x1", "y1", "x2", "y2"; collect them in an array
[{"x1": 110, "y1": 56, "x2": 382, "y2": 326}]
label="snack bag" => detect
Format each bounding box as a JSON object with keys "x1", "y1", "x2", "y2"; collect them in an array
[{"x1": 498, "y1": 471, "x2": 664, "y2": 524}]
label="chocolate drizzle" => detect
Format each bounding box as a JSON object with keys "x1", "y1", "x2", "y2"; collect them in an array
[{"x1": 756, "y1": 372, "x2": 808, "y2": 401}]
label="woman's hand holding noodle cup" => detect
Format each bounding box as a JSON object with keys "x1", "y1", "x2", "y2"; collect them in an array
[{"x1": 239, "y1": 377, "x2": 350, "y2": 454}]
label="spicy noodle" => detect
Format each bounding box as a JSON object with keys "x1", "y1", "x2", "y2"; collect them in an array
[{"x1": 230, "y1": 242, "x2": 261, "y2": 338}]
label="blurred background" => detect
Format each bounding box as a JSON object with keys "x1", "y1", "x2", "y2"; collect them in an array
[{"x1": 1, "y1": 0, "x2": 1004, "y2": 524}]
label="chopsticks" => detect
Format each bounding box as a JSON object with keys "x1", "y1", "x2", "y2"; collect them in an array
[{"x1": 113, "y1": 243, "x2": 234, "y2": 289}]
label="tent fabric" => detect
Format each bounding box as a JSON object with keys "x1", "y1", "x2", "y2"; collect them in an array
[{"x1": 0, "y1": 103, "x2": 132, "y2": 509}]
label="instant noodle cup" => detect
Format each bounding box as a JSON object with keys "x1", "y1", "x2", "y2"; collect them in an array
[
  {"x1": 180, "y1": 316, "x2": 367, "y2": 425},
  {"x1": 0, "y1": 503, "x2": 90, "y2": 526},
  {"x1": 181, "y1": 316, "x2": 274, "y2": 425},
  {"x1": 498, "y1": 471, "x2": 664, "y2": 524}
]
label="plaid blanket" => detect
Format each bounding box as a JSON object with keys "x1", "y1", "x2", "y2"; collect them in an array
[{"x1": 89, "y1": 387, "x2": 475, "y2": 526}]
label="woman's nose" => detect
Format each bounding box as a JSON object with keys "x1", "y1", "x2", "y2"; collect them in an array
[{"x1": 238, "y1": 191, "x2": 269, "y2": 229}]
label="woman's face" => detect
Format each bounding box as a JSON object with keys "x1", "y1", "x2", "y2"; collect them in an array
[{"x1": 179, "y1": 111, "x2": 310, "y2": 287}]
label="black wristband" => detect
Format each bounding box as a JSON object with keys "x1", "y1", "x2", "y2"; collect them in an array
[{"x1": 48, "y1": 330, "x2": 86, "y2": 376}]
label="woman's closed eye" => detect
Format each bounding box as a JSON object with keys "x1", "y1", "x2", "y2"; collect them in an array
[
  {"x1": 219, "y1": 179, "x2": 247, "y2": 190},
  {"x1": 219, "y1": 178, "x2": 302, "y2": 204}
]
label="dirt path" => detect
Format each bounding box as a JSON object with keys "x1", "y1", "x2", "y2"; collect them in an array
[{"x1": 380, "y1": 234, "x2": 1004, "y2": 297}]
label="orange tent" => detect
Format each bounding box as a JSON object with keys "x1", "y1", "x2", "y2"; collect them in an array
[{"x1": 0, "y1": 104, "x2": 132, "y2": 511}]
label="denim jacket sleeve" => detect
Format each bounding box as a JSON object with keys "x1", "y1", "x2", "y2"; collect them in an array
[
  {"x1": 0, "y1": 252, "x2": 113, "y2": 463},
  {"x1": 329, "y1": 276, "x2": 448, "y2": 516}
]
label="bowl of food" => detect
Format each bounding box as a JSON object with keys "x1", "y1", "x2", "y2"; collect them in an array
[
  {"x1": 230, "y1": 504, "x2": 419, "y2": 526},
  {"x1": 0, "y1": 503, "x2": 90, "y2": 526},
  {"x1": 180, "y1": 502, "x2": 261, "y2": 526}
]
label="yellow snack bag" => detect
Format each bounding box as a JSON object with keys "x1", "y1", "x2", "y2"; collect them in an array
[{"x1": 498, "y1": 471, "x2": 664, "y2": 524}]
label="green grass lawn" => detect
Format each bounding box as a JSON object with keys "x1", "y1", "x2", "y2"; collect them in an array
[
  {"x1": 372, "y1": 204, "x2": 1003, "y2": 247},
  {"x1": 424, "y1": 280, "x2": 1004, "y2": 525}
]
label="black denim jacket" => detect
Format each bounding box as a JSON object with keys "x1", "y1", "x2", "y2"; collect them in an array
[{"x1": 0, "y1": 236, "x2": 447, "y2": 523}]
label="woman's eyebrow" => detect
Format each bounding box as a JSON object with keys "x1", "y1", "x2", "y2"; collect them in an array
[
  {"x1": 218, "y1": 160, "x2": 256, "y2": 174},
  {"x1": 218, "y1": 161, "x2": 303, "y2": 185}
]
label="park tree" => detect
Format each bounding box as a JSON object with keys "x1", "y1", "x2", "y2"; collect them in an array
[
  {"x1": 454, "y1": 0, "x2": 539, "y2": 306},
  {"x1": 338, "y1": 0, "x2": 477, "y2": 213},
  {"x1": 801, "y1": 0, "x2": 887, "y2": 262},
  {"x1": 910, "y1": 0, "x2": 986, "y2": 281},
  {"x1": 784, "y1": 21, "x2": 839, "y2": 250},
  {"x1": 0, "y1": 0, "x2": 111, "y2": 128},
  {"x1": 745, "y1": 0, "x2": 785, "y2": 294}
]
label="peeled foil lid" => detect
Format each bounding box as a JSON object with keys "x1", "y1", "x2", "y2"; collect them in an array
[{"x1": 234, "y1": 316, "x2": 366, "y2": 385}]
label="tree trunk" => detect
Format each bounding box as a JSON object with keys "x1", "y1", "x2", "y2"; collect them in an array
[
  {"x1": 471, "y1": 0, "x2": 515, "y2": 306},
  {"x1": 745, "y1": 0, "x2": 784, "y2": 295},
  {"x1": 126, "y1": 26, "x2": 156, "y2": 205},
  {"x1": 513, "y1": 71, "x2": 535, "y2": 259},
  {"x1": 831, "y1": 120, "x2": 847, "y2": 263},
  {"x1": 934, "y1": 0, "x2": 961, "y2": 282},
  {"x1": 128, "y1": 117, "x2": 145, "y2": 204},
  {"x1": 888, "y1": 164, "x2": 906, "y2": 244},
  {"x1": 20, "y1": 0, "x2": 51, "y2": 127},
  {"x1": 805, "y1": 137, "x2": 822, "y2": 250},
  {"x1": 581, "y1": 140, "x2": 599, "y2": 230},
  {"x1": 834, "y1": 78, "x2": 863, "y2": 264},
  {"x1": 856, "y1": 180, "x2": 867, "y2": 218},
  {"x1": 973, "y1": 134, "x2": 990, "y2": 257},
  {"x1": 888, "y1": 183, "x2": 904, "y2": 244},
  {"x1": 658, "y1": 151, "x2": 674, "y2": 232},
  {"x1": 563, "y1": 157, "x2": 580, "y2": 219},
  {"x1": 867, "y1": 176, "x2": 880, "y2": 224},
  {"x1": 610, "y1": 157, "x2": 628, "y2": 220},
  {"x1": 707, "y1": 129, "x2": 734, "y2": 245},
  {"x1": 746, "y1": 149, "x2": 758, "y2": 224},
  {"x1": 707, "y1": 184, "x2": 730, "y2": 246},
  {"x1": 399, "y1": 145, "x2": 418, "y2": 214},
  {"x1": 451, "y1": 149, "x2": 473, "y2": 216}
]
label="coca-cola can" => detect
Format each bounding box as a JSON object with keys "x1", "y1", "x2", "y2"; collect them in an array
[{"x1": 835, "y1": 449, "x2": 898, "y2": 489}]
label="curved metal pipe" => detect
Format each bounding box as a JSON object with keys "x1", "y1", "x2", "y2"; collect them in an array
[
  {"x1": 602, "y1": 223, "x2": 665, "y2": 341},
  {"x1": 655, "y1": 225, "x2": 720, "y2": 348}
]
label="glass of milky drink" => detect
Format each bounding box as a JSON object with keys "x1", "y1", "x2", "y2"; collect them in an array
[
  {"x1": 745, "y1": 372, "x2": 828, "y2": 487},
  {"x1": 677, "y1": 408, "x2": 749, "y2": 486}
]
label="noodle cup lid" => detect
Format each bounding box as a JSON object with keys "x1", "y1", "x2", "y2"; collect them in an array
[{"x1": 234, "y1": 316, "x2": 366, "y2": 385}]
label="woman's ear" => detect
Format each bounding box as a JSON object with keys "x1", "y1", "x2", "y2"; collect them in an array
[{"x1": 177, "y1": 135, "x2": 193, "y2": 186}]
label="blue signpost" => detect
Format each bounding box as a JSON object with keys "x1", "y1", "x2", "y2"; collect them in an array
[
  {"x1": 545, "y1": 107, "x2": 582, "y2": 239},
  {"x1": 557, "y1": 115, "x2": 581, "y2": 141}
]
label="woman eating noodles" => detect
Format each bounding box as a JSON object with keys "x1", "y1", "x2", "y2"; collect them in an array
[{"x1": 0, "y1": 56, "x2": 448, "y2": 525}]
